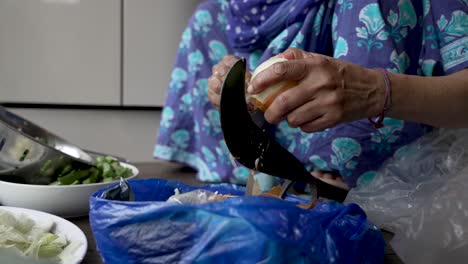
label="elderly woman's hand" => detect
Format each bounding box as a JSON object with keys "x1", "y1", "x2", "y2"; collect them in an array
[
  {"x1": 247, "y1": 48, "x2": 386, "y2": 133},
  {"x1": 208, "y1": 55, "x2": 252, "y2": 108}
]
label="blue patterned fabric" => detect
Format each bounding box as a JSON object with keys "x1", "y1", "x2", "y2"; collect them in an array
[{"x1": 155, "y1": 0, "x2": 468, "y2": 188}]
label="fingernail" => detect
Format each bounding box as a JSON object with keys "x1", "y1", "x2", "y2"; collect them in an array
[{"x1": 247, "y1": 84, "x2": 254, "y2": 94}]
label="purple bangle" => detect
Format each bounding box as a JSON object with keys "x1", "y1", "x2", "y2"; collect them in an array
[{"x1": 368, "y1": 68, "x2": 391, "y2": 129}]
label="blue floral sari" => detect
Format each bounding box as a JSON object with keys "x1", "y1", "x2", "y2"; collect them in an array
[{"x1": 155, "y1": 0, "x2": 468, "y2": 188}]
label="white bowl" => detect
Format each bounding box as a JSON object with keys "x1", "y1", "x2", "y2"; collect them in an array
[
  {"x1": 0, "y1": 163, "x2": 138, "y2": 218},
  {"x1": 0, "y1": 206, "x2": 87, "y2": 264}
]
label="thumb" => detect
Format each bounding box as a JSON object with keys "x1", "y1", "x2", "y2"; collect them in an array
[{"x1": 277, "y1": 48, "x2": 318, "y2": 60}]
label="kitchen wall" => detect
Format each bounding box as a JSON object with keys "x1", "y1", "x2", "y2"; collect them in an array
[
  {"x1": 0, "y1": 0, "x2": 202, "y2": 162},
  {"x1": 7, "y1": 108, "x2": 161, "y2": 163}
]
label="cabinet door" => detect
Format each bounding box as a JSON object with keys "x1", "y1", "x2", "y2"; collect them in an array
[
  {"x1": 0, "y1": 0, "x2": 120, "y2": 105},
  {"x1": 123, "y1": 0, "x2": 201, "y2": 107}
]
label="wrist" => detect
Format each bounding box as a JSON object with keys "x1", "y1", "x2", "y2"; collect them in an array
[{"x1": 366, "y1": 68, "x2": 387, "y2": 118}]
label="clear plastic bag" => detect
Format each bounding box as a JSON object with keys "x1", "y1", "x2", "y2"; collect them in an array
[
  {"x1": 346, "y1": 129, "x2": 468, "y2": 264},
  {"x1": 166, "y1": 189, "x2": 234, "y2": 204}
]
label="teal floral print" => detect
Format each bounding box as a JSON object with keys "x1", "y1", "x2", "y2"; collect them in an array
[
  {"x1": 193, "y1": 79, "x2": 209, "y2": 106},
  {"x1": 201, "y1": 146, "x2": 216, "y2": 169},
  {"x1": 313, "y1": 5, "x2": 325, "y2": 36},
  {"x1": 179, "y1": 28, "x2": 191, "y2": 52},
  {"x1": 188, "y1": 50, "x2": 204, "y2": 73},
  {"x1": 357, "y1": 171, "x2": 377, "y2": 187},
  {"x1": 388, "y1": 50, "x2": 410, "y2": 73},
  {"x1": 356, "y1": 3, "x2": 389, "y2": 52},
  {"x1": 310, "y1": 155, "x2": 328, "y2": 170},
  {"x1": 217, "y1": 13, "x2": 227, "y2": 30},
  {"x1": 290, "y1": 32, "x2": 305, "y2": 49},
  {"x1": 334, "y1": 36, "x2": 349, "y2": 58},
  {"x1": 202, "y1": 109, "x2": 221, "y2": 137},
  {"x1": 418, "y1": 59, "x2": 436, "y2": 76},
  {"x1": 386, "y1": 0, "x2": 417, "y2": 43},
  {"x1": 215, "y1": 140, "x2": 230, "y2": 166},
  {"x1": 171, "y1": 129, "x2": 190, "y2": 149},
  {"x1": 275, "y1": 121, "x2": 299, "y2": 153},
  {"x1": 268, "y1": 29, "x2": 289, "y2": 54},
  {"x1": 331, "y1": 138, "x2": 362, "y2": 178},
  {"x1": 208, "y1": 40, "x2": 228, "y2": 64},
  {"x1": 179, "y1": 93, "x2": 193, "y2": 113},
  {"x1": 248, "y1": 50, "x2": 262, "y2": 70},
  {"x1": 233, "y1": 166, "x2": 250, "y2": 183},
  {"x1": 160, "y1": 107, "x2": 174, "y2": 131},
  {"x1": 298, "y1": 133, "x2": 315, "y2": 155},
  {"x1": 338, "y1": 0, "x2": 353, "y2": 13},
  {"x1": 371, "y1": 118, "x2": 404, "y2": 153},
  {"x1": 169, "y1": 68, "x2": 188, "y2": 94},
  {"x1": 193, "y1": 10, "x2": 213, "y2": 36},
  {"x1": 436, "y1": 11, "x2": 467, "y2": 45},
  {"x1": 332, "y1": 13, "x2": 338, "y2": 41}
]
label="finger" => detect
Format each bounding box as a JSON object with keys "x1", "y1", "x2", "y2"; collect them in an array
[
  {"x1": 311, "y1": 171, "x2": 349, "y2": 190},
  {"x1": 277, "y1": 48, "x2": 317, "y2": 60},
  {"x1": 212, "y1": 63, "x2": 230, "y2": 77},
  {"x1": 208, "y1": 88, "x2": 220, "y2": 107},
  {"x1": 299, "y1": 114, "x2": 338, "y2": 133},
  {"x1": 283, "y1": 97, "x2": 324, "y2": 127},
  {"x1": 249, "y1": 60, "x2": 308, "y2": 94},
  {"x1": 245, "y1": 71, "x2": 252, "y2": 84},
  {"x1": 208, "y1": 76, "x2": 222, "y2": 95},
  {"x1": 222, "y1": 55, "x2": 240, "y2": 66},
  {"x1": 263, "y1": 84, "x2": 318, "y2": 124}
]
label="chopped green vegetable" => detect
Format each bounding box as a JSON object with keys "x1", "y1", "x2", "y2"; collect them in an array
[
  {"x1": 51, "y1": 156, "x2": 133, "y2": 186},
  {"x1": 19, "y1": 149, "x2": 30, "y2": 162}
]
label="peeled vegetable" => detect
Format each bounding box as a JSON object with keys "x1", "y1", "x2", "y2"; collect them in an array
[
  {"x1": 0, "y1": 209, "x2": 68, "y2": 263},
  {"x1": 248, "y1": 57, "x2": 297, "y2": 111}
]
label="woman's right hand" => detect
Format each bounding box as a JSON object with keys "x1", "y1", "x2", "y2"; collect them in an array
[{"x1": 208, "y1": 55, "x2": 251, "y2": 108}]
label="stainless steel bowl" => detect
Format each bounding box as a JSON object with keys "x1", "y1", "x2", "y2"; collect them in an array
[{"x1": 0, "y1": 106, "x2": 95, "y2": 185}]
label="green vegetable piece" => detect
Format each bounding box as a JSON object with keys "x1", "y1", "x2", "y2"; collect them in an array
[
  {"x1": 58, "y1": 170, "x2": 89, "y2": 185},
  {"x1": 102, "y1": 177, "x2": 114, "y2": 182},
  {"x1": 40, "y1": 160, "x2": 52, "y2": 174},
  {"x1": 38, "y1": 244, "x2": 64, "y2": 258},
  {"x1": 96, "y1": 156, "x2": 105, "y2": 164},
  {"x1": 59, "y1": 164, "x2": 73, "y2": 177},
  {"x1": 58, "y1": 171, "x2": 77, "y2": 185},
  {"x1": 122, "y1": 168, "x2": 133, "y2": 178},
  {"x1": 104, "y1": 156, "x2": 116, "y2": 163},
  {"x1": 70, "y1": 180, "x2": 80, "y2": 185},
  {"x1": 84, "y1": 168, "x2": 100, "y2": 184},
  {"x1": 19, "y1": 149, "x2": 30, "y2": 162},
  {"x1": 82, "y1": 178, "x2": 91, "y2": 184},
  {"x1": 102, "y1": 163, "x2": 113, "y2": 178}
]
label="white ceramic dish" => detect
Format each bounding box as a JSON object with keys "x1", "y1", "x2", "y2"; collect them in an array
[
  {"x1": 0, "y1": 163, "x2": 138, "y2": 218},
  {"x1": 0, "y1": 206, "x2": 87, "y2": 264}
]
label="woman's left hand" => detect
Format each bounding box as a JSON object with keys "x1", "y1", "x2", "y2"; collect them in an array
[{"x1": 247, "y1": 48, "x2": 386, "y2": 132}]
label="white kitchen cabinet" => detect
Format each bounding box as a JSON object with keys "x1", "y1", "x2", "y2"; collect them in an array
[
  {"x1": 123, "y1": 0, "x2": 201, "y2": 107},
  {"x1": 0, "y1": 0, "x2": 121, "y2": 105}
]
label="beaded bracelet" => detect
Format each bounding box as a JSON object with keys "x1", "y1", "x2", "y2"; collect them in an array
[{"x1": 368, "y1": 68, "x2": 391, "y2": 129}]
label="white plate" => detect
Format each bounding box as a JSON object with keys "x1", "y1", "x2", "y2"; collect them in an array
[
  {"x1": 0, "y1": 206, "x2": 87, "y2": 264},
  {"x1": 0, "y1": 163, "x2": 138, "y2": 218}
]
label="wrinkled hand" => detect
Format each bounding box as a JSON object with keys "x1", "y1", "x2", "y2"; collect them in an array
[
  {"x1": 247, "y1": 48, "x2": 385, "y2": 132},
  {"x1": 208, "y1": 55, "x2": 252, "y2": 108}
]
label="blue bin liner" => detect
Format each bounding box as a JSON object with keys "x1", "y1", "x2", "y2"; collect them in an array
[{"x1": 90, "y1": 178, "x2": 385, "y2": 264}]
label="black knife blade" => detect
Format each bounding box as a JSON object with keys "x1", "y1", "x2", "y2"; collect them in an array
[{"x1": 219, "y1": 58, "x2": 347, "y2": 202}]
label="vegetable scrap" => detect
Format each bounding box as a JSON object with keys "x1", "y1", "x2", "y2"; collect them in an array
[{"x1": 0, "y1": 209, "x2": 67, "y2": 263}]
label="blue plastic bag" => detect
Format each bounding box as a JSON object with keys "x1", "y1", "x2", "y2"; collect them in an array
[{"x1": 90, "y1": 179, "x2": 384, "y2": 264}]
